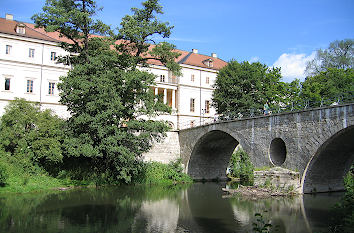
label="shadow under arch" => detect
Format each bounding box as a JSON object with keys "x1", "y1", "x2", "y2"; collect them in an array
[
  {"x1": 187, "y1": 130, "x2": 239, "y2": 180},
  {"x1": 302, "y1": 125, "x2": 354, "y2": 193}
]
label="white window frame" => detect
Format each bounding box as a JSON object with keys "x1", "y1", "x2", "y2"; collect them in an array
[
  {"x1": 190, "y1": 98, "x2": 195, "y2": 112},
  {"x1": 160, "y1": 75, "x2": 165, "y2": 82},
  {"x1": 50, "y1": 52, "x2": 56, "y2": 61},
  {"x1": 29, "y1": 48, "x2": 35, "y2": 58},
  {"x1": 48, "y1": 82, "x2": 55, "y2": 95},
  {"x1": 26, "y1": 79, "x2": 34, "y2": 93},
  {"x1": 205, "y1": 100, "x2": 210, "y2": 114},
  {"x1": 5, "y1": 45, "x2": 12, "y2": 55},
  {"x1": 191, "y1": 74, "x2": 195, "y2": 82},
  {"x1": 4, "y1": 78, "x2": 11, "y2": 91}
]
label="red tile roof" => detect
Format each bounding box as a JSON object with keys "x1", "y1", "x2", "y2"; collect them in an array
[
  {"x1": 0, "y1": 17, "x2": 59, "y2": 42},
  {"x1": 0, "y1": 17, "x2": 228, "y2": 70}
]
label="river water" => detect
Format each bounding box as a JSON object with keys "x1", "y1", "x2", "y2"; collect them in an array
[{"x1": 0, "y1": 182, "x2": 343, "y2": 233}]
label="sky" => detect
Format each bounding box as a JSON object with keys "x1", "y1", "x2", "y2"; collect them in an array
[{"x1": 1, "y1": 0, "x2": 353, "y2": 83}]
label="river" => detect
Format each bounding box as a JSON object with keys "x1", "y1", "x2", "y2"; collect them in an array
[{"x1": 0, "y1": 182, "x2": 343, "y2": 233}]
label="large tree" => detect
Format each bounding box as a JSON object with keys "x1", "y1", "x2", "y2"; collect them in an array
[
  {"x1": 33, "y1": 0, "x2": 180, "y2": 183},
  {"x1": 212, "y1": 61, "x2": 288, "y2": 117},
  {"x1": 306, "y1": 39, "x2": 354, "y2": 76},
  {"x1": 301, "y1": 68, "x2": 354, "y2": 104}
]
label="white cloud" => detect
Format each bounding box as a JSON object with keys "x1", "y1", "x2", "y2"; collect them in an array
[
  {"x1": 272, "y1": 52, "x2": 315, "y2": 83},
  {"x1": 249, "y1": 56, "x2": 259, "y2": 63}
]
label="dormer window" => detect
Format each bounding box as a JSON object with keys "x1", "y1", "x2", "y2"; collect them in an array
[
  {"x1": 16, "y1": 23, "x2": 26, "y2": 34},
  {"x1": 203, "y1": 58, "x2": 214, "y2": 68}
]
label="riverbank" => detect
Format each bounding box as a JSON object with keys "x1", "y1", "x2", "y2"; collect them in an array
[{"x1": 0, "y1": 159, "x2": 192, "y2": 194}]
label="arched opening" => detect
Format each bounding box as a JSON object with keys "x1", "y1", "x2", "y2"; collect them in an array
[
  {"x1": 188, "y1": 130, "x2": 238, "y2": 181},
  {"x1": 303, "y1": 125, "x2": 354, "y2": 193},
  {"x1": 269, "y1": 138, "x2": 287, "y2": 166}
]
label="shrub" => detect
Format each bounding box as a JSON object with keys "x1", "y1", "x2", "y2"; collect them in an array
[
  {"x1": 137, "y1": 159, "x2": 192, "y2": 185},
  {"x1": 228, "y1": 148, "x2": 254, "y2": 185},
  {"x1": 0, "y1": 98, "x2": 65, "y2": 174},
  {"x1": 0, "y1": 161, "x2": 9, "y2": 187},
  {"x1": 329, "y1": 167, "x2": 354, "y2": 232}
]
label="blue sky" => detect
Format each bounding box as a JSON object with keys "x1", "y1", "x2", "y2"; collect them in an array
[{"x1": 1, "y1": 0, "x2": 353, "y2": 82}]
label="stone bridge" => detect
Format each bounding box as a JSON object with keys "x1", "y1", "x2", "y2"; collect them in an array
[{"x1": 178, "y1": 103, "x2": 354, "y2": 193}]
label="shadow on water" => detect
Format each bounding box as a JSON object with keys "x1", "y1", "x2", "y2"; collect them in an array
[{"x1": 0, "y1": 183, "x2": 344, "y2": 233}]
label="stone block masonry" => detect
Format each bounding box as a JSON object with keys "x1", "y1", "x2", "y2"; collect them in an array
[
  {"x1": 254, "y1": 167, "x2": 301, "y2": 193},
  {"x1": 142, "y1": 132, "x2": 180, "y2": 164},
  {"x1": 179, "y1": 104, "x2": 354, "y2": 193}
]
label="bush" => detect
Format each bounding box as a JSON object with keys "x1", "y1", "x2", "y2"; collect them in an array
[
  {"x1": 0, "y1": 161, "x2": 9, "y2": 187},
  {"x1": 228, "y1": 148, "x2": 254, "y2": 185},
  {"x1": 0, "y1": 98, "x2": 65, "y2": 174},
  {"x1": 136, "y1": 159, "x2": 192, "y2": 185},
  {"x1": 329, "y1": 167, "x2": 354, "y2": 232}
]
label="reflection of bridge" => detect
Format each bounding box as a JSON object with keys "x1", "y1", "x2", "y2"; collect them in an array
[{"x1": 179, "y1": 104, "x2": 354, "y2": 193}]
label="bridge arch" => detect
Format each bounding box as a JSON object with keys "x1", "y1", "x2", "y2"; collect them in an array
[
  {"x1": 302, "y1": 125, "x2": 354, "y2": 193},
  {"x1": 187, "y1": 130, "x2": 239, "y2": 180}
]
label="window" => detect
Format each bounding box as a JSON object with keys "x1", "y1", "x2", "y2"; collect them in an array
[
  {"x1": 5, "y1": 45, "x2": 12, "y2": 55},
  {"x1": 5, "y1": 78, "x2": 10, "y2": 91},
  {"x1": 206, "y1": 77, "x2": 210, "y2": 84},
  {"x1": 205, "y1": 100, "x2": 210, "y2": 114},
  {"x1": 190, "y1": 120, "x2": 195, "y2": 127},
  {"x1": 208, "y1": 60, "x2": 213, "y2": 67},
  {"x1": 50, "y1": 52, "x2": 56, "y2": 61},
  {"x1": 160, "y1": 75, "x2": 165, "y2": 82},
  {"x1": 29, "y1": 48, "x2": 35, "y2": 58},
  {"x1": 48, "y1": 82, "x2": 55, "y2": 95},
  {"x1": 190, "y1": 98, "x2": 195, "y2": 112},
  {"x1": 26, "y1": 80, "x2": 33, "y2": 93},
  {"x1": 16, "y1": 25, "x2": 25, "y2": 34},
  {"x1": 191, "y1": 74, "x2": 195, "y2": 82}
]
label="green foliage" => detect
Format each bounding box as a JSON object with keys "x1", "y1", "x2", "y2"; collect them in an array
[
  {"x1": 0, "y1": 159, "x2": 9, "y2": 187},
  {"x1": 0, "y1": 99, "x2": 65, "y2": 173},
  {"x1": 33, "y1": 0, "x2": 181, "y2": 184},
  {"x1": 32, "y1": 0, "x2": 111, "y2": 64},
  {"x1": 228, "y1": 148, "x2": 254, "y2": 185},
  {"x1": 252, "y1": 212, "x2": 273, "y2": 233},
  {"x1": 117, "y1": 0, "x2": 181, "y2": 75},
  {"x1": 136, "y1": 159, "x2": 192, "y2": 185},
  {"x1": 212, "y1": 60, "x2": 289, "y2": 117},
  {"x1": 306, "y1": 39, "x2": 354, "y2": 76},
  {"x1": 329, "y1": 168, "x2": 354, "y2": 233},
  {"x1": 301, "y1": 68, "x2": 354, "y2": 105},
  {"x1": 58, "y1": 38, "x2": 171, "y2": 183}
]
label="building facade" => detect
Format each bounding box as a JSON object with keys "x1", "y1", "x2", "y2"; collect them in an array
[{"x1": 0, "y1": 14, "x2": 227, "y2": 130}]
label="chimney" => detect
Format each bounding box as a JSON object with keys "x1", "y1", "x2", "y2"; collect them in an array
[
  {"x1": 5, "y1": 14, "x2": 13, "y2": 21},
  {"x1": 192, "y1": 49, "x2": 198, "y2": 54},
  {"x1": 211, "y1": 53, "x2": 217, "y2": 58}
]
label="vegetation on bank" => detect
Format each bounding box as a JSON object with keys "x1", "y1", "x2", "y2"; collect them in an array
[
  {"x1": 328, "y1": 168, "x2": 354, "y2": 232},
  {"x1": 0, "y1": 99, "x2": 191, "y2": 193},
  {"x1": 228, "y1": 147, "x2": 254, "y2": 186}
]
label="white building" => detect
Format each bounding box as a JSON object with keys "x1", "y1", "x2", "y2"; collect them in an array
[{"x1": 0, "y1": 14, "x2": 227, "y2": 130}]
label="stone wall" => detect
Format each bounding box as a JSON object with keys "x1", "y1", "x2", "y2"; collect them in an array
[
  {"x1": 142, "y1": 131, "x2": 180, "y2": 164},
  {"x1": 254, "y1": 167, "x2": 301, "y2": 193}
]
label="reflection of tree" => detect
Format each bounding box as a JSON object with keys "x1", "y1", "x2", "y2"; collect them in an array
[
  {"x1": 0, "y1": 185, "x2": 189, "y2": 233},
  {"x1": 229, "y1": 196, "x2": 309, "y2": 233}
]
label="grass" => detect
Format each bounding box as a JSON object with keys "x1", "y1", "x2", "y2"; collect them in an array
[
  {"x1": 254, "y1": 166, "x2": 272, "y2": 171},
  {"x1": 0, "y1": 157, "x2": 93, "y2": 194}
]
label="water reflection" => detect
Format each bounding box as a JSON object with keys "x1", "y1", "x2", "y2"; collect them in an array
[{"x1": 0, "y1": 183, "x2": 343, "y2": 233}]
